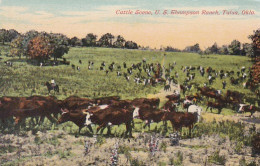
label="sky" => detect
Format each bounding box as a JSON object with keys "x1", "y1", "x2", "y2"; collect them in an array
[{"x1": 0, "y1": 0, "x2": 260, "y2": 49}]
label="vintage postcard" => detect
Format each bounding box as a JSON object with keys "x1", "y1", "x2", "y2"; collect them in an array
[{"x1": 0, "y1": 0, "x2": 259, "y2": 165}]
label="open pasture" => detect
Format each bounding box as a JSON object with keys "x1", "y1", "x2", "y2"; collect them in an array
[{"x1": 0, "y1": 46, "x2": 256, "y2": 101}]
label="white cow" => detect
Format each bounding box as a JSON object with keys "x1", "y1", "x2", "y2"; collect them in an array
[{"x1": 188, "y1": 105, "x2": 202, "y2": 122}]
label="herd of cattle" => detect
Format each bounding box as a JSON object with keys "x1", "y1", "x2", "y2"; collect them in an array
[
  {"x1": 0, "y1": 95, "x2": 203, "y2": 137},
  {"x1": 1, "y1": 85, "x2": 258, "y2": 137}
]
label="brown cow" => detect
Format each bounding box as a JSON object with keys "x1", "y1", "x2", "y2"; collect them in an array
[
  {"x1": 13, "y1": 96, "x2": 62, "y2": 124},
  {"x1": 94, "y1": 96, "x2": 120, "y2": 105},
  {"x1": 163, "y1": 100, "x2": 178, "y2": 112},
  {"x1": 58, "y1": 108, "x2": 94, "y2": 136},
  {"x1": 0, "y1": 96, "x2": 23, "y2": 120},
  {"x1": 131, "y1": 98, "x2": 160, "y2": 108},
  {"x1": 162, "y1": 111, "x2": 198, "y2": 137},
  {"x1": 206, "y1": 101, "x2": 224, "y2": 114},
  {"x1": 62, "y1": 96, "x2": 94, "y2": 110},
  {"x1": 84, "y1": 105, "x2": 135, "y2": 137},
  {"x1": 166, "y1": 94, "x2": 180, "y2": 102},
  {"x1": 133, "y1": 104, "x2": 166, "y2": 130}
]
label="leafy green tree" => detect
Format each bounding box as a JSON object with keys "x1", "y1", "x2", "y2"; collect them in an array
[
  {"x1": 125, "y1": 41, "x2": 138, "y2": 49},
  {"x1": 184, "y1": 43, "x2": 201, "y2": 53},
  {"x1": 49, "y1": 33, "x2": 70, "y2": 61},
  {"x1": 98, "y1": 33, "x2": 114, "y2": 47},
  {"x1": 82, "y1": 33, "x2": 97, "y2": 46},
  {"x1": 113, "y1": 35, "x2": 125, "y2": 48},
  {"x1": 7, "y1": 29, "x2": 20, "y2": 42},
  {"x1": 69, "y1": 36, "x2": 82, "y2": 47},
  {"x1": 209, "y1": 42, "x2": 219, "y2": 54},
  {"x1": 248, "y1": 28, "x2": 260, "y2": 59},
  {"x1": 241, "y1": 43, "x2": 253, "y2": 57},
  {"x1": 10, "y1": 36, "x2": 24, "y2": 59},
  {"x1": 0, "y1": 29, "x2": 8, "y2": 45},
  {"x1": 219, "y1": 45, "x2": 229, "y2": 55},
  {"x1": 228, "y1": 40, "x2": 241, "y2": 55}
]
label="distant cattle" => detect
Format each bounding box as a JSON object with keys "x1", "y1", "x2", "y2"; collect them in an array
[{"x1": 164, "y1": 84, "x2": 171, "y2": 91}]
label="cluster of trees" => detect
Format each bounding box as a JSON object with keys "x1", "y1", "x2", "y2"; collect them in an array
[
  {"x1": 203, "y1": 40, "x2": 253, "y2": 57},
  {"x1": 68, "y1": 33, "x2": 138, "y2": 49},
  {"x1": 8, "y1": 30, "x2": 69, "y2": 62},
  {"x1": 165, "y1": 40, "x2": 254, "y2": 57},
  {"x1": 0, "y1": 28, "x2": 139, "y2": 61},
  {"x1": 0, "y1": 29, "x2": 20, "y2": 45},
  {"x1": 165, "y1": 43, "x2": 202, "y2": 53}
]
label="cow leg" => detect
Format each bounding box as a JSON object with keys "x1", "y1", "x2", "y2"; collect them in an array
[
  {"x1": 97, "y1": 123, "x2": 107, "y2": 135},
  {"x1": 206, "y1": 106, "x2": 209, "y2": 112},
  {"x1": 87, "y1": 125, "x2": 93, "y2": 133},
  {"x1": 189, "y1": 125, "x2": 192, "y2": 138},
  {"x1": 163, "y1": 121, "x2": 167, "y2": 131},
  {"x1": 107, "y1": 126, "x2": 111, "y2": 136},
  {"x1": 38, "y1": 116, "x2": 45, "y2": 125},
  {"x1": 46, "y1": 114, "x2": 58, "y2": 124},
  {"x1": 78, "y1": 127, "x2": 82, "y2": 136},
  {"x1": 218, "y1": 108, "x2": 222, "y2": 114}
]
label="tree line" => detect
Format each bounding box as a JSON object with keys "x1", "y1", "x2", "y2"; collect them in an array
[
  {"x1": 165, "y1": 40, "x2": 254, "y2": 57},
  {"x1": 164, "y1": 29, "x2": 259, "y2": 59},
  {"x1": 0, "y1": 28, "x2": 259, "y2": 61},
  {"x1": 0, "y1": 29, "x2": 139, "y2": 62}
]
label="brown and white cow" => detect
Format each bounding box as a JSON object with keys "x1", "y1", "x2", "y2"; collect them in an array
[
  {"x1": 238, "y1": 104, "x2": 260, "y2": 116},
  {"x1": 84, "y1": 104, "x2": 135, "y2": 137},
  {"x1": 132, "y1": 104, "x2": 166, "y2": 131}
]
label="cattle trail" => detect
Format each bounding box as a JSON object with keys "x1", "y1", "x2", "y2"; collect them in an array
[{"x1": 147, "y1": 55, "x2": 180, "y2": 107}]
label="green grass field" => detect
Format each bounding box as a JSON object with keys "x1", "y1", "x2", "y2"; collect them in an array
[
  {"x1": 1, "y1": 45, "x2": 259, "y2": 117},
  {"x1": 0, "y1": 46, "x2": 255, "y2": 100}
]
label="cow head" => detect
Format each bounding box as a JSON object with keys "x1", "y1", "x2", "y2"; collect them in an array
[
  {"x1": 84, "y1": 112, "x2": 93, "y2": 126},
  {"x1": 57, "y1": 108, "x2": 70, "y2": 124},
  {"x1": 133, "y1": 107, "x2": 140, "y2": 119},
  {"x1": 238, "y1": 104, "x2": 246, "y2": 113}
]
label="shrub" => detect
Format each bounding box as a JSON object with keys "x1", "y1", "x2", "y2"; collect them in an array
[
  {"x1": 169, "y1": 151, "x2": 183, "y2": 166},
  {"x1": 160, "y1": 141, "x2": 167, "y2": 153},
  {"x1": 208, "y1": 149, "x2": 226, "y2": 165}
]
